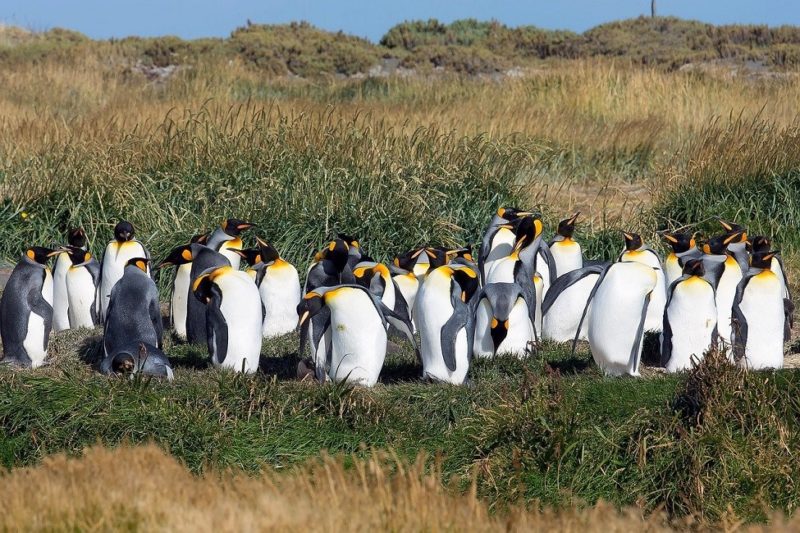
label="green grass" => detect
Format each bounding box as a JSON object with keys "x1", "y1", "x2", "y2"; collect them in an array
[{"x1": 2, "y1": 329, "x2": 799, "y2": 524}]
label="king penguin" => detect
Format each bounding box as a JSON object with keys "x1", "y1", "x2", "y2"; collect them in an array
[
  {"x1": 102, "y1": 258, "x2": 172, "y2": 379},
  {"x1": 99, "y1": 221, "x2": 149, "y2": 321},
  {"x1": 719, "y1": 220, "x2": 750, "y2": 273},
  {"x1": 0, "y1": 246, "x2": 59, "y2": 368},
  {"x1": 661, "y1": 259, "x2": 718, "y2": 373},
  {"x1": 662, "y1": 231, "x2": 700, "y2": 287},
  {"x1": 619, "y1": 231, "x2": 666, "y2": 333},
  {"x1": 64, "y1": 246, "x2": 100, "y2": 329},
  {"x1": 750, "y1": 235, "x2": 794, "y2": 335},
  {"x1": 186, "y1": 244, "x2": 231, "y2": 344},
  {"x1": 241, "y1": 237, "x2": 302, "y2": 338},
  {"x1": 700, "y1": 231, "x2": 745, "y2": 345},
  {"x1": 298, "y1": 285, "x2": 415, "y2": 386},
  {"x1": 472, "y1": 282, "x2": 536, "y2": 358},
  {"x1": 205, "y1": 218, "x2": 255, "y2": 270},
  {"x1": 193, "y1": 265, "x2": 263, "y2": 373},
  {"x1": 731, "y1": 251, "x2": 787, "y2": 370},
  {"x1": 478, "y1": 207, "x2": 534, "y2": 284},
  {"x1": 52, "y1": 227, "x2": 87, "y2": 332},
  {"x1": 414, "y1": 265, "x2": 479, "y2": 384},
  {"x1": 541, "y1": 263, "x2": 609, "y2": 343},
  {"x1": 549, "y1": 212, "x2": 583, "y2": 277},
  {"x1": 158, "y1": 242, "x2": 196, "y2": 340},
  {"x1": 585, "y1": 261, "x2": 657, "y2": 376}
]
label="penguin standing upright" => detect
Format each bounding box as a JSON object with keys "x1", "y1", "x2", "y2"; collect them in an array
[
  {"x1": 472, "y1": 282, "x2": 535, "y2": 358},
  {"x1": 99, "y1": 221, "x2": 149, "y2": 321},
  {"x1": 700, "y1": 231, "x2": 745, "y2": 345},
  {"x1": 661, "y1": 259, "x2": 718, "y2": 373},
  {"x1": 585, "y1": 261, "x2": 657, "y2": 376},
  {"x1": 102, "y1": 258, "x2": 172, "y2": 379},
  {"x1": 159, "y1": 243, "x2": 196, "y2": 340},
  {"x1": 719, "y1": 220, "x2": 750, "y2": 273},
  {"x1": 732, "y1": 251, "x2": 787, "y2": 370},
  {"x1": 619, "y1": 231, "x2": 666, "y2": 333},
  {"x1": 478, "y1": 207, "x2": 533, "y2": 283},
  {"x1": 414, "y1": 265, "x2": 479, "y2": 384},
  {"x1": 390, "y1": 266, "x2": 419, "y2": 325},
  {"x1": 64, "y1": 247, "x2": 100, "y2": 329},
  {"x1": 549, "y1": 213, "x2": 583, "y2": 277},
  {"x1": 542, "y1": 263, "x2": 609, "y2": 343},
  {"x1": 241, "y1": 237, "x2": 302, "y2": 338},
  {"x1": 662, "y1": 231, "x2": 700, "y2": 287},
  {"x1": 186, "y1": 244, "x2": 231, "y2": 344},
  {"x1": 52, "y1": 227, "x2": 87, "y2": 332},
  {"x1": 0, "y1": 247, "x2": 59, "y2": 368},
  {"x1": 750, "y1": 235, "x2": 794, "y2": 336},
  {"x1": 192, "y1": 266, "x2": 263, "y2": 373},
  {"x1": 205, "y1": 218, "x2": 255, "y2": 270},
  {"x1": 298, "y1": 285, "x2": 415, "y2": 386}
]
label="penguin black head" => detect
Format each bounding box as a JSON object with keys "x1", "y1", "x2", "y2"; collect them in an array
[
  {"x1": 446, "y1": 245, "x2": 473, "y2": 263},
  {"x1": 353, "y1": 263, "x2": 389, "y2": 296},
  {"x1": 748, "y1": 235, "x2": 771, "y2": 254},
  {"x1": 393, "y1": 248, "x2": 422, "y2": 272},
  {"x1": 67, "y1": 227, "x2": 87, "y2": 248},
  {"x1": 490, "y1": 316, "x2": 510, "y2": 352},
  {"x1": 125, "y1": 257, "x2": 149, "y2": 273},
  {"x1": 622, "y1": 231, "x2": 643, "y2": 252},
  {"x1": 221, "y1": 218, "x2": 256, "y2": 237},
  {"x1": 704, "y1": 230, "x2": 746, "y2": 256},
  {"x1": 337, "y1": 233, "x2": 360, "y2": 250},
  {"x1": 497, "y1": 207, "x2": 534, "y2": 221},
  {"x1": 114, "y1": 221, "x2": 135, "y2": 243},
  {"x1": 449, "y1": 266, "x2": 479, "y2": 303},
  {"x1": 255, "y1": 237, "x2": 281, "y2": 265},
  {"x1": 297, "y1": 292, "x2": 326, "y2": 328},
  {"x1": 751, "y1": 250, "x2": 778, "y2": 270},
  {"x1": 192, "y1": 271, "x2": 221, "y2": 304},
  {"x1": 719, "y1": 219, "x2": 748, "y2": 242},
  {"x1": 662, "y1": 231, "x2": 695, "y2": 254},
  {"x1": 682, "y1": 258, "x2": 705, "y2": 277},
  {"x1": 320, "y1": 239, "x2": 351, "y2": 272},
  {"x1": 511, "y1": 215, "x2": 543, "y2": 252},
  {"x1": 235, "y1": 248, "x2": 263, "y2": 267},
  {"x1": 556, "y1": 212, "x2": 580, "y2": 239},
  {"x1": 159, "y1": 245, "x2": 194, "y2": 268},
  {"x1": 424, "y1": 247, "x2": 449, "y2": 269},
  {"x1": 25, "y1": 246, "x2": 59, "y2": 265},
  {"x1": 65, "y1": 246, "x2": 92, "y2": 266}
]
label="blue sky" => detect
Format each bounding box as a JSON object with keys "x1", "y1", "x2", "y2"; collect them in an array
[{"x1": 3, "y1": 1, "x2": 800, "y2": 42}]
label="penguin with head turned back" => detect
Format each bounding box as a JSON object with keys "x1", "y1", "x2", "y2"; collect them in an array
[
  {"x1": 661, "y1": 258, "x2": 718, "y2": 373},
  {"x1": 63, "y1": 246, "x2": 100, "y2": 329},
  {"x1": 52, "y1": 227, "x2": 87, "y2": 332},
  {"x1": 102, "y1": 258, "x2": 172, "y2": 379},
  {"x1": 731, "y1": 251, "x2": 787, "y2": 370},
  {"x1": 99, "y1": 221, "x2": 150, "y2": 321},
  {"x1": 205, "y1": 218, "x2": 255, "y2": 270},
  {"x1": 472, "y1": 282, "x2": 536, "y2": 358},
  {"x1": 0, "y1": 246, "x2": 59, "y2": 368},
  {"x1": 619, "y1": 231, "x2": 666, "y2": 333},
  {"x1": 298, "y1": 285, "x2": 415, "y2": 386},
  {"x1": 305, "y1": 238, "x2": 355, "y2": 293},
  {"x1": 193, "y1": 265, "x2": 263, "y2": 373},
  {"x1": 662, "y1": 231, "x2": 701, "y2": 287},
  {"x1": 185, "y1": 244, "x2": 231, "y2": 344},
  {"x1": 549, "y1": 212, "x2": 583, "y2": 277},
  {"x1": 719, "y1": 220, "x2": 750, "y2": 273}
]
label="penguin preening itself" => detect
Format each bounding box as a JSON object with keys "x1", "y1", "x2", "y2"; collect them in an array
[
  {"x1": 305, "y1": 238, "x2": 356, "y2": 293},
  {"x1": 732, "y1": 251, "x2": 787, "y2": 370},
  {"x1": 193, "y1": 265, "x2": 263, "y2": 373},
  {"x1": 549, "y1": 212, "x2": 583, "y2": 277},
  {"x1": 619, "y1": 231, "x2": 666, "y2": 333},
  {"x1": 700, "y1": 231, "x2": 745, "y2": 346},
  {"x1": 63, "y1": 246, "x2": 100, "y2": 329},
  {"x1": 102, "y1": 258, "x2": 172, "y2": 379},
  {"x1": 662, "y1": 231, "x2": 700, "y2": 287},
  {"x1": 52, "y1": 227, "x2": 87, "y2": 332},
  {"x1": 473, "y1": 282, "x2": 536, "y2": 358},
  {"x1": 298, "y1": 285, "x2": 415, "y2": 386},
  {"x1": 99, "y1": 221, "x2": 150, "y2": 321},
  {"x1": 541, "y1": 263, "x2": 609, "y2": 343},
  {"x1": 0, "y1": 247, "x2": 59, "y2": 368},
  {"x1": 415, "y1": 264, "x2": 479, "y2": 384},
  {"x1": 186, "y1": 244, "x2": 231, "y2": 344},
  {"x1": 205, "y1": 218, "x2": 256, "y2": 270},
  {"x1": 237, "y1": 237, "x2": 301, "y2": 338},
  {"x1": 661, "y1": 259, "x2": 718, "y2": 373}
]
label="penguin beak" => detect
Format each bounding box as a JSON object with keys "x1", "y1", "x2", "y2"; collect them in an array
[
  {"x1": 298, "y1": 310, "x2": 310, "y2": 328},
  {"x1": 237, "y1": 221, "x2": 256, "y2": 230},
  {"x1": 663, "y1": 234, "x2": 678, "y2": 244},
  {"x1": 567, "y1": 212, "x2": 580, "y2": 225},
  {"x1": 46, "y1": 249, "x2": 63, "y2": 257}
]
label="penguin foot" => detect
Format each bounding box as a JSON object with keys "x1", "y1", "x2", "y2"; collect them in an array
[{"x1": 296, "y1": 358, "x2": 316, "y2": 381}]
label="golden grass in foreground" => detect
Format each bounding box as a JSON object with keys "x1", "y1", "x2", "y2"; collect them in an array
[{"x1": 0, "y1": 444, "x2": 797, "y2": 532}]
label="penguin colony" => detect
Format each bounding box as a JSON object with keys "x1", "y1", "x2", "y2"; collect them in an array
[{"x1": 0, "y1": 211, "x2": 792, "y2": 383}]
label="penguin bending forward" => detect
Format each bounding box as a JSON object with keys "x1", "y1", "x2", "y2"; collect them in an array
[
  {"x1": 99, "y1": 221, "x2": 149, "y2": 321},
  {"x1": 0, "y1": 247, "x2": 59, "y2": 368}
]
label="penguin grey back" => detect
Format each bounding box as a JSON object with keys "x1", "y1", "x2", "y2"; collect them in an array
[
  {"x1": 186, "y1": 245, "x2": 230, "y2": 344},
  {"x1": 103, "y1": 263, "x2": 162, "y2": 358},
  {"x1": 0, "y1": 258, "x2": 52, "y2": 366}
]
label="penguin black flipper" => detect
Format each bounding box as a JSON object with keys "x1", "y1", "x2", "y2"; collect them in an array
[
  {"x1": 730, "y1": 276, "x2": 753, "y2": 363},
  {"x1": 513, "y1": 261, "x2": 538, "y2": 330},
  {"x1": 441, "y1": 291, "x2": 471, "y2": 372},
  {"x1": 206, "y1": 285, "x2": 229, "y2": 367},
  {"x1": 542, "y1": 263, "x2": 608, "y2": 316},
  {"x1": 149, "y1": 291, "x2": 164, "y2": 350},
  {"x1": 660, "y1": 277, "x2": 683, "y2": 368},
  {"x1": 630, "y1": 292, "x2": 652, "y2": 375},
  {"x1": 570, "y1": 265, "x2": 613, "y2": 356},
  {"x1": 534, "y1": 242, "x2": 557, "y2": 285},
  {"x1": 784, "y1": 298, "x2": 794, "y2": 342},
  {"x1": 775, "y1": 254, "x2": 792, "y2": 300},
  {"x1": 186, "y1": 246, "x2": 230, "y2": 344},
  {"x1": 378, "y1": 300, "x2": 417, "y2": 353},
  {"x1": 86, "y1": 259, "x2": 101, "y2": 325}
]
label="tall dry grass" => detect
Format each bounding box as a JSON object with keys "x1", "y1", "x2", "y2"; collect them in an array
[{"x1": 0, "y1": 443, "x2": 671, "y2": 531}]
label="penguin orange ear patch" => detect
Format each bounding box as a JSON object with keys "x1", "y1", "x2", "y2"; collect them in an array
[
  {"x1": 84, "y1": 252, "x2": 92, "y2": 262},
  {"x1": 181, "y1": 249, "x2": 192, "y2": 261},
  {"x1": 26, "y1": 249, "x2": 35, "y2": 260},
  {"x1": 135, "y1": 260, "x2": 148, "y2": 272}
]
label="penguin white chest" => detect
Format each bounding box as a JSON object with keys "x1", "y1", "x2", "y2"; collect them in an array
[
  {"x1": 216, "y1": 272, "x2": 263, "y2": 373},
  {"x1": 66, "y1": 267, "x2": 97, "y2": 329},
  {"x1": 497, "y1": 297, "x2": 535, "y2": 356},
  {"x1": 664, "y1": 278, "x2": 717, "y2": 373},
  {"x1": 100, "y1": 241, "x2": 147, "y2": 317},
  {"x1": 171, "y1": 263, "x2": 192, "y2": 339},
  {"x1": 52, "y1": 253, "x2": 71, "y2": 332},
  {"x1": 24, "y1": 269, "x2": 53, "y2": 368},
  {"x1": 325, "y1": 289, "x2": 387, "y2": 386},
  {"x1": 219, "y1": 239, "x2": 243, "y2": 270},
  {"x1": 737, "y1": 273, "x2": 784, "y2": 370},
  {"x1": 260, "y1": 262, "x2": 302, "y2": 338},
  {"x1": 621, "y1": 250, "x2": 665, "y2": 332},
  {"x1": 715, "y1": 259, "x2": 743, "y2": 344},
  {"x1": 551, "y1": 240, "x2": 582, "y2": 277},
  {"x1": 483, "y1": 228, "x2": 515, "y2": 277},
  {"x1": 542, "y1": 273, "x2": 600, "y2": 343}
]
